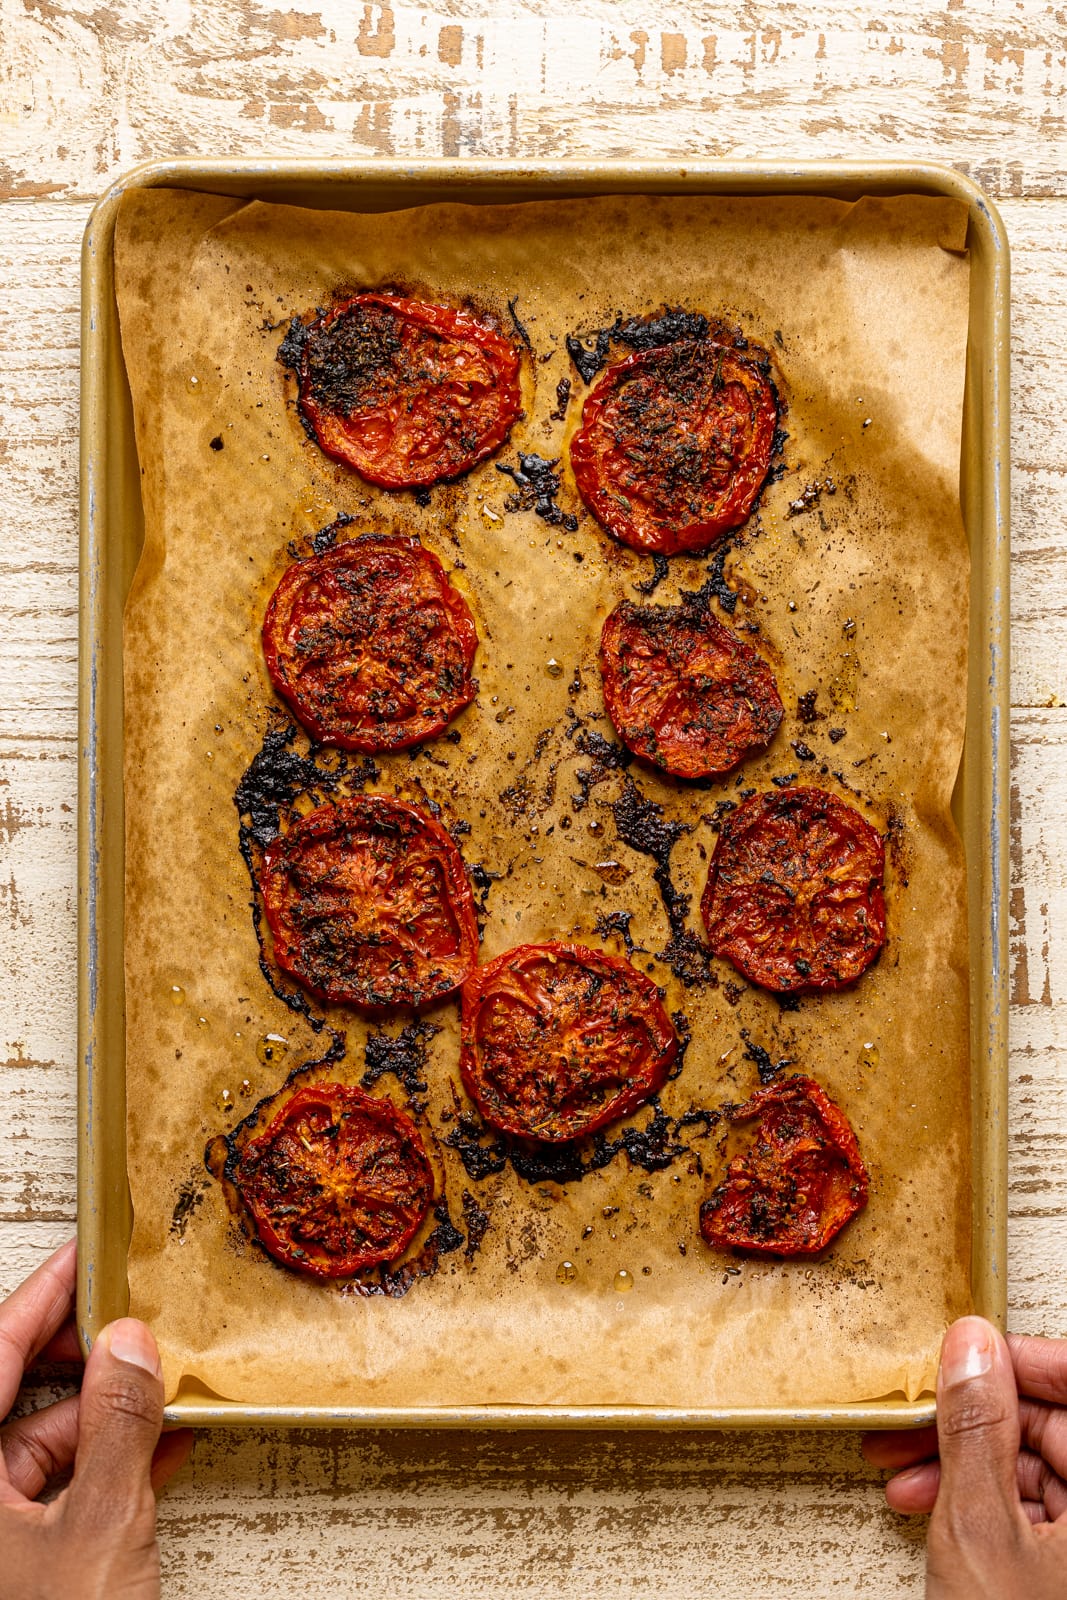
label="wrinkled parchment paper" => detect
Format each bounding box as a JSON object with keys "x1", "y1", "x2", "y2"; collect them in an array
[{"x1": 116, "y1": 187, "x2": 972, "y2": 1409}]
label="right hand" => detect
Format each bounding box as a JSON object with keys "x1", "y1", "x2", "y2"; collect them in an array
[{"x1": 863, "y1": 1317, "x2": 1067, "y2": 1597}]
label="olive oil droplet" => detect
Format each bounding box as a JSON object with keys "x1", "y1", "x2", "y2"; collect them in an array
[
  {"x1": 613, "y1": 1269, "x2": 634, "y2": 1293},
  {"x1": 169, "y1": 985, "x2": 185, "y2": 1006},
  {"x1": 859, "y1": 1041, "x2": 880, "y2": 1070},
  {"x1": 556, "y1": 1260, "x2": 577, "y2": 1284},
  {"x1": 216, "y1": 1088, "x2": 234, "y2": 1115},
  {"x1": 238, "y1": 1078, "x2": 253, "y2": 1099},
  {"x1": 545, "y1": 658, "x2": 564, "y2": 678},
  {"x1": 196, "y1": 1015, "x2": 209, "y2": 1029},
  {"x1": 256, "y1": 1033, "x2": 289, "y2": 1066}
]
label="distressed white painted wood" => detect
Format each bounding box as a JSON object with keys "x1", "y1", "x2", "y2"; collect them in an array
[{"x1": 1, "y1": 3, "x2": 1066, "y2": 1593}]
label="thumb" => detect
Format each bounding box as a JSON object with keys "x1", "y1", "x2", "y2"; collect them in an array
[
  {"x1": 930, "y1": 1316, "x2": 1024, "y2": 1563},
  {"x1": 66, "y1": 1318, "x2": 164, "y2": 1528}
]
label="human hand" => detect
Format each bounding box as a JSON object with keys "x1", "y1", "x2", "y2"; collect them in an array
[
  {"x1": 863, "y1": 1316, "x2": 1067, "y2": 1597},
  {"x1": 0, "y1": 1238, "x2": 192, "y2": 1600}
]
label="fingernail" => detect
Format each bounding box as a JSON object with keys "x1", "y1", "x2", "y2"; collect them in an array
[
  {"x1": 939, "y1": 1316, "x2": 994, "y2": 1389},
  {"x1": 102, "y1": 1318, "x2": 162, "y2": 1377}
]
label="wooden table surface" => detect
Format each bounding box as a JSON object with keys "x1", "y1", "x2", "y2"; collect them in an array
[{"x1": 1, "y1": 3, "x2": 1065, "y2": 1593}]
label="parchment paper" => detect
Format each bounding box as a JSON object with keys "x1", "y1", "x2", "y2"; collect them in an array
[{"x1": 116, "y1": 187, "x2": 972, "y2": 1408}]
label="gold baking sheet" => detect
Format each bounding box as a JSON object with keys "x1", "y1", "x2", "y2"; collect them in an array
[{"x1": 75, "y1": 165, "x2": 1011, "y2": 1440}]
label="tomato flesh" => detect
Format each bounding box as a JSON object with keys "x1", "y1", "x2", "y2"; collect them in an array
[
  {"x1": 700, "y1": 1074, "x2": 868, "y2": 1255},
  {"x1": 701, "y1": 787, "x2": 887, "y2": 992},
  {"x1": 234, "y1": 1084, "x2": 434, "y2": 1278},
  {"x1": 460, "y1": 942, "x2": 678, "y2": 1143},
  {"x1": 294, "y1": 294, "x2": 522, "y2": 487},
  {"x1": 599, "y1": 598, "x2": 783, "y2": 777},
  {"x1": 263, "y1": 533, "x2": 478, "y2": 752},
  {"x1": 261, "y1": 796, "x2": 478, "y2": 1010},
  {"x1": 570, "y1": 339, "x2": 777, "y2": 555}
]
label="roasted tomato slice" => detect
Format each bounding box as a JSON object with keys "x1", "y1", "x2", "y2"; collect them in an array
[
  {"x1": 288, "y1": 293, "x2": 522, "y2": 487},
  {"x1": 701, "y1": 787, "x2": 886, "y2": 993},
  {"x1": 460, "y1": 942, "x2": 677, "y2": 1143},
  {"x1": 569, "y1": 339, "x2": 777, "y2": 554},
  {"x1": 263, "y1": 533, "x2": 478, "y2": 753},
  {"x1": 261, "y1": 796, "x2": 478, "y2": 1010},
  {"x1": 234, "y1": 1083, "x2": 434, "y2": 1278},
  {"x1": 599, "y1": 598, "x2": 783, "y2": 778},
  {"x1": 699, "y1": 1074, "x2": 868, "y2": 1256}
]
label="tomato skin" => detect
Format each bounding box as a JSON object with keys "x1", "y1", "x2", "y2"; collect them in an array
[
  {"x1": 263, "y1": 533, "x2": 478, "y2": 753},
  {"x1": 599, "y1": 599, "x2": 783, "y2": 778},
  {"x1": 569, "y1": 339, "x2": 777, "y2": 555},
  {"x1": 701, "y1": 787, "x2": 887, "y2": 993},
  {"x1": 460, "y1": 942, "x2": 678, "y2": 1144},
  {"x1": 261, "y1": 796, "x2": 478, "y2": 1011},
  {"x1": 699, "y1": 1074, "x2": 868, "y2": 1256},
  {"x1": 234, "y1": 1084, "x2": 434, "y2": 1279},
  {"x1": 293, "y1": 294, "x2": 522, "y2": 488}
]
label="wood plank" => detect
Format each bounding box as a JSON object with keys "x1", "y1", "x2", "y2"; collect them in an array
[
  {"x1": 1, "y1": 4, "x2": 1067, "y2": 201},
  {"x1": 154, "y1": 1424, "x2": 925, "y2": 1598}
]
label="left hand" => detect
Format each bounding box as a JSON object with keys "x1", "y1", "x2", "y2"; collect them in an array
[{"x1": 0, "y1": 1239, "x2": 193, "y2": 1600}]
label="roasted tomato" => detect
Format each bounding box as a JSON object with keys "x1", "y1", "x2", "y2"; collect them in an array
[
  {"x1": 569, "y1": 339, "x2": 777, "y2": 554},
  {"x1": 234, "y1": 1083, "x2": 434, "y2": 1278},
  {"x1": 263, "y1": 533, "x2": 478, "y2": 752},
  {"x1": 261, "y1": 796, "x2": 478, "y2": 1010},
  {"x1": 460, "y1": 942, "x2": 677, "y2": 1143},
  {"x1": 287, "y1": 293, "x2": 522, "y2": 487},
  {"x1": 701, "y1": 787, "x2": 886, "y2": 993},
  {"x1": 599, "y1": 598, "x2": 783, "y2": 778},
  {"x1": 699, "y1": 1074, "x2": 868, "y2": 1256}
]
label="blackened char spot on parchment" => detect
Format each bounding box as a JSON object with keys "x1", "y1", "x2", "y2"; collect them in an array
[
  {"x1": 616, "y1": 307, "x2": 710, "y2": 352},
  {"x1": 445, "y1": 1096, "x2": 715, "y2": 1187},
  {"x1": 797, "y1": 690, "x2": 819, "y2": 725},
  {"x1": 469, "y1": 862, "x2": 503, "y2": 911},
  {"x1": 704, "y1": 544, "x2": 738, "y2": 615},
  {"x1": 362, "y1": 1020, "x2": 441, "y2": 1095},
  {"x1": 443, "y1": 1109, "x2": 508, "y2": 1181},
  {"x1": 740, "y1": 1029, "x2": 794, "y2": 1085},
  {"x1": 310, "y1": 511, "x2": 354, "y2": 557},
  {"x1": 170, "y1": 1171, "x2": 211, "y2": 1239},
  {"x1": 566, "y1": 328, "x2": 612, "y2": 384},
  {"x1": 594, "y1": 908, "x2": 639, "y2": 957},
  {"x1": 233, "y1": 717, "x2": 379, "y2": 1028},
  {"x1": 567, "y1": 725, "x2": 633, "y2": 811},
  {"x1": 668, "y1": 1009, "x2": 692, "y2": 1081},
  {"x1": 589, "y1": 1102, "x2": 690, "y2": 1173},
  {"x1": 277, "y1": 313, "x2": 310, "y2": 372},
  {"x1": 276, "y1": 314, "x2": 320, "y2": 443},
  {"x1": 633, "y1": 554, "x2": 669, "y2": 597},
  {"x1": 461, "y1": 1189, "x2": 490, "y2": 1258},
  {"x1": 565, "y1": 307, "x2": 711, "y2": 384},
  {"x1": 507, "y1": 296, "x2": 534, "y2": 353},
  {"x1": 427, "y1": 1198, "x2": 464, "y2": 1256},
  {"x1": 611, "y1": 777, "x2": 716, "y2": 989},
  {"x1": 496, "y1": 452, "x2": 578, "y2": 531},
  {"x1": 767, "y1": 419, "x2": 790, "y2": 483}
]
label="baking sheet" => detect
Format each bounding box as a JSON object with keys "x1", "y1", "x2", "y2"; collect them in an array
[{"x1": 115, "y1": 186, "x2": 972, "y2": 1410}]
